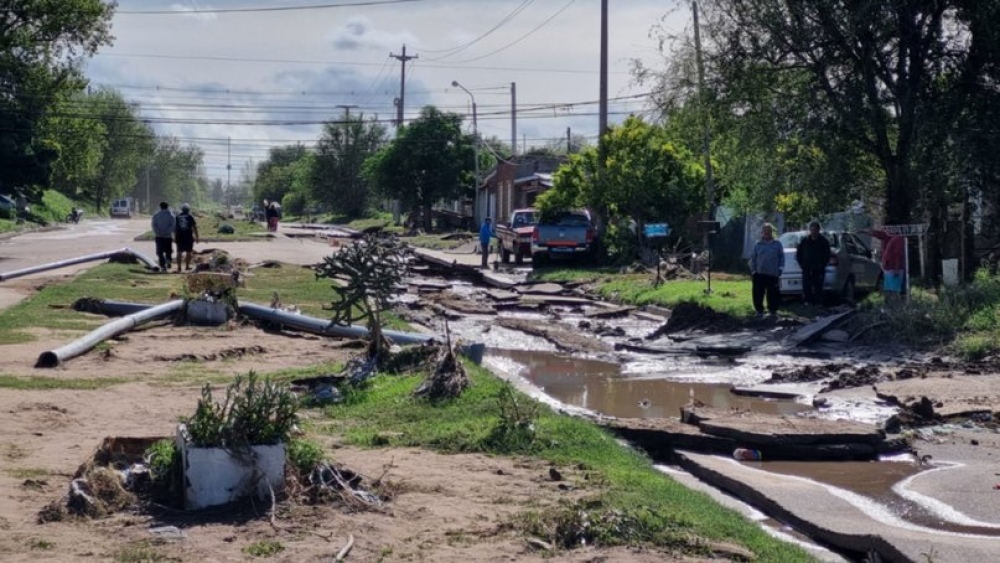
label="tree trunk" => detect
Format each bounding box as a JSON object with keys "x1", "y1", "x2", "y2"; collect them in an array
[
  {"x1": 884, "y1": 158, "x2": 913, "y2": 225},
  {"x1": 422, "y1": 204, "x2": 434, "y2": 233}
]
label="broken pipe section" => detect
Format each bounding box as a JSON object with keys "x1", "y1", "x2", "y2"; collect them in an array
[
  {"x1": 36, "y1": 300, "x2": 185, "y2": 368},
  {"x1": 0, "y1": 247, "x2": 160, "y2": 282}
]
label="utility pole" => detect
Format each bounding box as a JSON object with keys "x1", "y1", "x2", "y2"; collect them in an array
[
  {"x1": 336, "y1": 104, "x2": 358, "y2": 120},
  {"x1": 693, "y1": 1, "x2": 715, "y2": 223},
  {"x1": 226, "y1": 136, "x2": 232, "y2": 208},
  {"x1": 453, "y1": 80, "x2": 480, "y2": 223},
  {"x1": 390, "y1": 45, "x2": 418, "y2": 129},
  {"x1": 598, "y1": 0, "x2": 609, "y2": 153},
  {"x1": 566, "y1": 127, "x2": 572, "y2": 154},
  {"x1": 510, "y1": 82, "x2": 517, "y2": 157}
]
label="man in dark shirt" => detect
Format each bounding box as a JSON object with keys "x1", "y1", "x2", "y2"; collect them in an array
[
  {"x1": 174, "y1": 203, "x2": 200, "y2": 272},
  {"x1": 795, "y1": 221, "x2": 832, "y2": 307}
]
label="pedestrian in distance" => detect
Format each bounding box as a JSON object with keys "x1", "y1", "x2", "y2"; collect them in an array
[
  {"x1": 795, "y1": 221, "x2": 832, "y2": 307},
  {"x1": 265, "y1": 201, "x2": 279, "y2": 232},
  {"x1": 479, "y1": 217, "x2": 494, "y2": 269},
  {"x1": 861, "y1": 226, "x2": 906, "y2": 302},
  {"x1": 749, "y1": 223, "x2": 785, "y2": 318},
  {"x1": 174, "y1": 203, "x2": 200, "y2": 272},
  {"x1": 151, "y1": 201, "x2": 176, "y2": 271}
]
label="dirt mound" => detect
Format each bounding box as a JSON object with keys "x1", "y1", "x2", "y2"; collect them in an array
[
  {"x1": 820, "y1": 365, "x2": 888, "y2": 392},
  {"x1": 646, "y1": 302, "x2": 743, "y2": 339}
]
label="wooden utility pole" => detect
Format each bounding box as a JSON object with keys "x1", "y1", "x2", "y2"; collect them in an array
[
  {"x1": 510, "y1": 82, "x2": 518, "y2": 157},
  {"x1": 336, "y1": 104, "x2": 358, "y2": 120},
  {"x1": 598, "y1": 0, "x2": 609, "y2": 152},
  {"x1": 693, "y1": 1, "x2": 715, "y2": 220},
  {"x1": 390, "y1": 45, "x2": 418, "y2": 129}
]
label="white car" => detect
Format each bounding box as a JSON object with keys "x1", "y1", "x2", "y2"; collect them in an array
[
  {"x1": 110, "y1": 199, "x2": 132, "y2": 218},
  {"x1": 778, "y1": 230, "x2": 882, "y2": 303}
]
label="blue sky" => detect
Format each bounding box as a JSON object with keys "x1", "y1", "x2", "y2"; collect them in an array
[{"x1": 86, "y1": 0, "x2": 687, "y2": 181}]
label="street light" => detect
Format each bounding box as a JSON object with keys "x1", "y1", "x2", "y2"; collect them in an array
[{"x1": 452, "y1": 80, "x2": 480, "y2": 223}]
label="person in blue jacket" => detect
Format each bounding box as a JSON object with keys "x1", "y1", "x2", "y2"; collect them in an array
[
  {"x1": 749, "y1": 223, "x2": 785, "y2": 317},
  {"x1": 479, "y1": 217, "x2": 494, "y2": 269}
]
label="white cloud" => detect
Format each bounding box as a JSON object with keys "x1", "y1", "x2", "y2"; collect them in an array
[{"x1": 170, "y1": 1, "x2": 218, "y2": 22}]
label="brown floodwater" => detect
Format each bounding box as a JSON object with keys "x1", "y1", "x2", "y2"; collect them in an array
[{"x1": 489, "y1": 348, "x2": 810, "y2": 419}]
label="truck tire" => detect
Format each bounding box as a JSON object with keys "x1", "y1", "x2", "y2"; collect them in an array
[
  {"x1": 500, "y1": 243, "x2": 511, "y2": 264},
  {"x1": 514, "y1": 249, "x2": 524, "y2": 265},
  {"x1": 532, "y1": 252, "x2": 547, "y2": 267}
]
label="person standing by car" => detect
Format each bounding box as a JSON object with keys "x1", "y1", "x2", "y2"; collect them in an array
[
  {"x1": 174, "y1": 203, "x2": 199, "y2": 272},
  {"x1": 862, "y1": 226, "x2": 906, "y2": 301},
  {"x1": 795, "y1": 221, "x2": 832, "y2": 307},
  {"x1": 265, "y1": 201, "x2": 279, "y2": 232},
  {"x1": 749, "y1": 223, "x2": 785, "y2": 317},
  {"x1": 151, "y1": 202, "x2": 176, "y2": 271},
  {"x1": 479, "y1": 217, "x2": 494, "y2": 269}
]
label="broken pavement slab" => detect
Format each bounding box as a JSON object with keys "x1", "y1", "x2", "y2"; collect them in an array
[
  {"x1": 496, "y1": 317, "x2": 612, "y2": 353},
  {"x1": 825, "y1": 373, "x2": 1000, "y2": 419},
  {"x1": 783, "y1": 310, "x2": 855, "y2": 348},
  {"x1": 675, "y1": 450, "x2": 1000, "y2": 563},
  {"x1": 516, "y1": 282, "x2": 565, "y2": 296},
  {"x1": 584, "y1": 305, "x2": 634, "y2": 319},
  {"x1": 682, "y1": 406, "x2": 886, "y2": 446}
]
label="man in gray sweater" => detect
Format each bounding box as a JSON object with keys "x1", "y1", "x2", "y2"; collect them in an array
[
  {"x1": 151, "y1": 202, "x2": 176, "y2": 271},
  {"x1": 749, "y1": 223, "x2": 784, "y2": 317}
]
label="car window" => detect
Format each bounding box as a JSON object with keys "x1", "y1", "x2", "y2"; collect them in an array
[
  {"x1": 842, "y1": 235, "x2": 859, "y2": 255},
  {"x1": 778, "y1": 232, "x2": 804, "y2": 248},
  {"x1": 849, "y1": 234, "x2": 871, "y2": 256}
]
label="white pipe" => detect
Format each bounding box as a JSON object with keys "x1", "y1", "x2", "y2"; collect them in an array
[
  {"x1": 0, "y1": 247, "x2": 159, "y2": 282},
  {"x1": 36, "y1": 300, "x2": 184, "y2": 368}
]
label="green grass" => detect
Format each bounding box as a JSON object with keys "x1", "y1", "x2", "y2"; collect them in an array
[
  {"x1": 134, "y1": 211, "x2": 266, "y2": 242},
  {"x1": 596, "y1": 279, "x2": 757, "y2": 317},
  {"x1": 345, "y1": 212, "x2": 404, "y2": 234},
  {"x1": 0, "y1": 263, "x2": 182, "y2": 344},
  {"x1": 243, "y1": 540, "x2": 285, "y2": 558},
  {"x1": 0, "y1": 375, "x2": 127, "y2": 390},
  {"x1": 403, "y1": 233, "x2": 473, "y2": 250},
  {"x1": 7, "y1": 468, "x2": 49, "y2": 479},
  {"x1": 316, "y1": 365, "x2": 814, "y2": 562}
]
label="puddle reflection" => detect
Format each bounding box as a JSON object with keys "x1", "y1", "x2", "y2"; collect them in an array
[{"x1": 489, "y1": 349, "x2": 810, "y2": 419}]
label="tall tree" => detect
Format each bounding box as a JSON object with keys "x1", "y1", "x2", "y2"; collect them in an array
[
  {"x1": 0, "y1": 0, "x2": 116, "y2": 197},
  {"x1": 90, "y1": 89, "x2": 153, "y2": 209},
  {"x1": 694, "y1": 0, "x2": 997, "y2": 225},
  {"x1": 363, "y1": 106, "x2": 475, "y2": 231},
  {"x1": 311, "y1": 114, "x2": 387, "y2": 219},
  {"x1": 537, "y1": 116, "x2": 704, "y2": 242},
  {"x1": 254, "y1": 144, "x2": 309, "y2": 205}
]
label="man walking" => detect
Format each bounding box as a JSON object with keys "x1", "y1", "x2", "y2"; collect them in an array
[
  {"x1": 749, "y1": 223, "x2": 784, "y2": 317},
  {"x1": 795, "y1": 221, "x2": 831, "y2": 307},
  {"x1": 151, "y1": 201, "x2": 176, "y2": 271},
  {"x1": 174, "y1": 203, "x2": 200, "y2": 272},
  {"x1": 479, "y1": 217, "x2": 494, "y2": 269}
]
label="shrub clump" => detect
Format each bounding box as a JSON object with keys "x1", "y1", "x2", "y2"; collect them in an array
[{"x1": 181, "y1": 371, "x2": 298, "y2": 448}]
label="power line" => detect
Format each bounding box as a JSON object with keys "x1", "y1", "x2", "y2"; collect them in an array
[
  {"x1": 117, "y1": 0, "x2": 429, "y2": 15},
  {"x1": 93, "y1": 52, "x2": 630, "y2": 75},
  {"x1": 423, "y1": 0, "x2": 534, "y2": 59},
  {"x1": 449, "y1": 0, "x2": 578, "y2": 64}
]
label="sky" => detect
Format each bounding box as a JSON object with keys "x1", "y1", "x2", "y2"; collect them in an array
[{"x1": 85, "y1": 0, "x2": 689, "y2": 182}]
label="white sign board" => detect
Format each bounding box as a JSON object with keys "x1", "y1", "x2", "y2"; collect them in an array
[{"x1": 881, "y1": 224, "x2": 929, "y2": 237}]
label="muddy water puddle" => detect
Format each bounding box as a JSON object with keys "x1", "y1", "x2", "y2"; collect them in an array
[{"x1": 487, "y1": 348, "x2": 809, "y2": 419}]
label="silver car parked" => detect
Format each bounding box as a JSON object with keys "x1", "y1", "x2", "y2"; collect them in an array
[{"x1": 778, "y1": 230, "x2": 882, "y2": 302}]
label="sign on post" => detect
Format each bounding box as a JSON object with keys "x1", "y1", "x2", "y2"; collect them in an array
[
  {"x1": 878, "y1": 224, "x2": 929, "y2": 299},
  {"x1": 643, "y1": 223, "x2": 671, "y2": 239}
]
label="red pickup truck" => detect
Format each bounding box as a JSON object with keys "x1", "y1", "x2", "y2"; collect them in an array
[{"x1": 494, "y1": 209, "x2": 536, "y2": 265}]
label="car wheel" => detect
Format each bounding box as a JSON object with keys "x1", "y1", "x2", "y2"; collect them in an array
[
  {"x1": 500, "y1": 244, "x2": 510, "y2": 264},
  {"x1": 842, "y1": 277, "x2": 857, "y2": 305},
  {"x1": 875, "y1": 273, "x2": 884, "y2": 293}
]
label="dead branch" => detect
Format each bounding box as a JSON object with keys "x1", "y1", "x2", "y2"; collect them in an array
[{"x1": 335, "y1": 533, "x2": 355, "y2": 562}]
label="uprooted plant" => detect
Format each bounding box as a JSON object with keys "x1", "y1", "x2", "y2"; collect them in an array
[
  {"x1": 314, "y1": 233, "x2": 410, "y2": 367},
  {"x1": 413, "y1": 321, "x2": 469, "y2": 400},
  {"x1": 482, "y1": 381, "x2": 540, "y2": 453},
  {"x1": 181, "y1": 371, "x2": 298, "y2": 449}
]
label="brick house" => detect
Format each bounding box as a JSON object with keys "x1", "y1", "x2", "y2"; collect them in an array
[{"x1": 478, "y1": 156, "x2": 565, "y2": 224}]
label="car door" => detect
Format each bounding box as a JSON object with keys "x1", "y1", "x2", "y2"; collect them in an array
[{"x1": 846, "y1": 234, "x2": 880, "y2": 288}]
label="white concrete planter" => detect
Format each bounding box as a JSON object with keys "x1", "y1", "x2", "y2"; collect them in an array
[{"x1": 175, "y1": 424, "x2": 286, "y2": 510}]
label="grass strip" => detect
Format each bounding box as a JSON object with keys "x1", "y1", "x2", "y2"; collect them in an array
[
  {"x1": 317, "y1": 364, "x2": 815, "y2": 562},
  {"x1": 0, "y1": 375, "x2": 127, "y2": 390}
]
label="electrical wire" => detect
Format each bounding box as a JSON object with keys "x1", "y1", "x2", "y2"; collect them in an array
[
  {"x1": 449, "y1": 0, "x2": 578, "y2": 64},
  {"x1": 117, "y1": 0, "x2": 429, "y2": 15},
  {"x1": 423, "y1": 0, "x2": 533, "y2": 59}
]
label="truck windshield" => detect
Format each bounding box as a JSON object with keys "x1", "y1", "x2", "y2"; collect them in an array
[{"x1": 513, "y1": 212, "x2": 535, "y2": 225}]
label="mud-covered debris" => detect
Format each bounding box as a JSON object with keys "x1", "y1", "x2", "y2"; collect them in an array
[
  {"x1": 766, "y1": 363, "x2": 851, "y2": 384},
  {"x1": 820, "y1": 365, "x2": 887, "y2": 392},
  {"x1": 883, "y1": 396, "x2": 944, "y2": 431},
  {"x1": 382, "y1": 342, "x2": 441, "y2": 374},
  {"x1": 646, "y1": 302, "x2": 743, "y2": 339},
  {"x1": 413, "y1": 344, "x2": 469, "y2": 400}
]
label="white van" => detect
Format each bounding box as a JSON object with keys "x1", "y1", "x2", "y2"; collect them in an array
[{"x1": 110, "y1": 199, "x2": 132, "y2": 218}]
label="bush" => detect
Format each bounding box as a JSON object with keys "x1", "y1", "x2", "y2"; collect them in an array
[
  {"x1": 287, "y1": 438, "x2": 326, "y2": 474},
  {"x1": 181, "y1": 372, "x2": 298, "y2": 448}
]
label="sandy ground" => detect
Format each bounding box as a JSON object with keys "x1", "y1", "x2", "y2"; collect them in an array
[{"x1": 0, "y1": 224, "x2": 698, "y2": 563}]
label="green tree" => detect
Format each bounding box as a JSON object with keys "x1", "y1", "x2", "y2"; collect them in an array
[
  {"x1": 254, "y1": 144, "x2": 309, "y2": 205},
  {"x1": 536, "y1": 117, "x2": 704, "y2": 260},
  {"x1": 0, "y1": 0, "x2": 116, "y2": 198},
  {"x1": 691, "y1": 0, "x2": 1000, "y2": 225},
  {"x1": 363, "y1": 106, "x2": 475, "y2": 231},
  {"x1": 311, "y1": 114, "x2": 387, "y2": 219},
  {"x1": 90, "y1": 89, "x2": 153, "y2": 210},
  {"x1": 40, "y1": 91, "x2": 109, "y2": 200}
]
